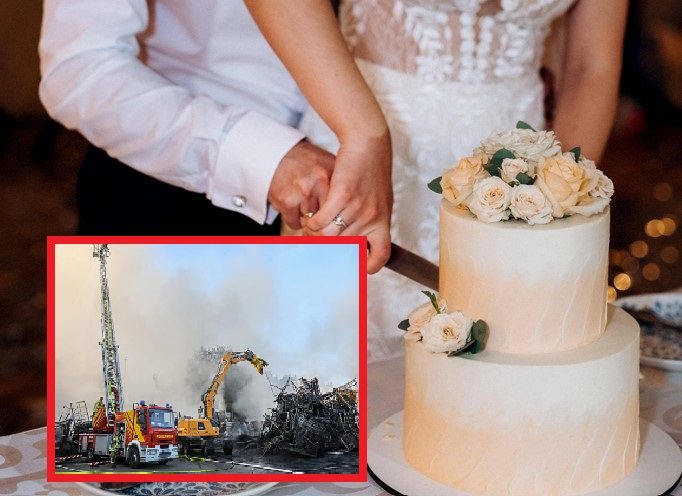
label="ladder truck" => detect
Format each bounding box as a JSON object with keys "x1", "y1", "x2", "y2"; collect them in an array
[{"x1": 76, "y1": 245, "x2": 178, "y2": 467}]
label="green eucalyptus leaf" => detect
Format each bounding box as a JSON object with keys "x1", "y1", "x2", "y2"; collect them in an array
[
  {"x1": 428, "y1": 176, "x2": 443, "y2": 194},
  {"x1": 515, "y1": 172, "x2": 534, "y2": 185},
  {"x1": 485, "y1": 163, "x2": 502, "y2": 177},
  {"x1": 516, "y1": 121, "x2": 536, "y2": 131},
  {"x1": 398, "y1": 319, "x2": 410, "y2": 331},
  {"x1": 469, "y1": 320, "x2": 489, "y2": 354},
  {"x1": 422, "y1": 290, "x2": 441, "y2": 313},
  {"x1": 486, "y1": 148, "x2": 515, "y2": 176},
  {"x1": 569, "y1": 146, "x2": 581, "y2": 161}
]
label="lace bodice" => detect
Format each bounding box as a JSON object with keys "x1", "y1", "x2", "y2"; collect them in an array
[{"x1": 340, "y1": 0, "x2": 574, "y2": 84}]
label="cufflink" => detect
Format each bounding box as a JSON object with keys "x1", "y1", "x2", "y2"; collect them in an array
[{"x1": 231, "y1": 195, "x2": 247, "y2": 208}]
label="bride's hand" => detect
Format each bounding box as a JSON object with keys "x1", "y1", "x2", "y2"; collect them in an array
[{"x1": 304, "y1": 129, "x2": 393, "y2": 274}]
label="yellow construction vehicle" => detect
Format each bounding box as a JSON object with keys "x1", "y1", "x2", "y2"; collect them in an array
[{"x1": 176, "y1": 349, "x2": 267, "y2": 457}]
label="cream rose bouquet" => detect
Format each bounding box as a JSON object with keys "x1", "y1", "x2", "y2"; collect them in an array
[
  {"x1": 429, "y1": 122, "x2": 614, "y2": 225},
  {"x1": 399, "y1": 291, "x2": 488, "y2": 357}
]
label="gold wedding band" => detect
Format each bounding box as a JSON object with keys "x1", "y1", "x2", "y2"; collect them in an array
[{"x1": 302, "y1": 212, "x2": 315, "y2": 218}]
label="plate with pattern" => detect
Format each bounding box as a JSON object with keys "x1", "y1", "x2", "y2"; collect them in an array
[
  {"x1": 76, "y1": 482, "x2": 279, "y2": 496},
  {"x1": 615, "y1": 292, "x2": 682, "y2": 371}
]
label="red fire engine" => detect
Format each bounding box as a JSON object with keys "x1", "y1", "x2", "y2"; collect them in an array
[
  {"x1": 79, "y1": 401, "x2": 178, "y2": 467},
  {"x1": 74, "y1": 246, "x2": 178, "y2": 466}
]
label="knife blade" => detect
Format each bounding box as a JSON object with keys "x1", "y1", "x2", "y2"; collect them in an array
[{"x1": 385, "y1": 243, "x2": 439, "y2": 291}]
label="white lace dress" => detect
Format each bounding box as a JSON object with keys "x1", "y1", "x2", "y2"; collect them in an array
[{"x1": 299, "y1": 0, "x2": 576, "y2": 362}]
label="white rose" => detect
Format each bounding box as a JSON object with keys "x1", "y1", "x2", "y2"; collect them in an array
[
  {"x1": 475, "y1": 129, "x2": 561, "y2": 165},
  {"x1": 421, "y1": 312, "x2": 473, "y2": 354},
  {"x1": 404, "y1": 300, "x2": 446, "y2": 341},
  {"x1": 468, "y1": 176, "x2": 512, "y2": 223},
  {"x1": 509, "y1": 184, "x2": 554, "y2": 225},
  {"x1": 589, "y1": 168, "x2": 614, "y2": 199},
  {"x1": 500, "y1": 158, "x2": 530, "y2": 183},
  {"x1": 580, "y1": 158, "x2": 597, "y2": 170}
]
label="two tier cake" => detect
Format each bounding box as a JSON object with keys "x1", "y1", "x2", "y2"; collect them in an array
[{"x1": 401, "y1": 124, "x2": 640, "y2": 496}]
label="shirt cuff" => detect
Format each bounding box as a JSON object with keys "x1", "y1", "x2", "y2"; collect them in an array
[{"x1": 209, "y1": 111, "x2": 305, "y2": 225}]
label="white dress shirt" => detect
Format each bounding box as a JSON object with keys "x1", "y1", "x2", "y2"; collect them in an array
[{"x1": 38, "y1": 0, "x2": 307, "y2": 224}]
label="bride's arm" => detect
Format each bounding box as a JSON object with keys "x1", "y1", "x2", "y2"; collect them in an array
[
  {"x1": 245, "y1": 0, "x2": 392, "y2": 274},
  {"x1": 552, "y1": 0, "x2": 628, "y2": 163}
]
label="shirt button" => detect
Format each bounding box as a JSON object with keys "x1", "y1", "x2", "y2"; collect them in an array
[{"x1": 232, "y1": 195, "x2": 247, "y2": 208}]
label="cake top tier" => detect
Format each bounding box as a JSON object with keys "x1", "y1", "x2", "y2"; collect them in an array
[{"x1": 432, "y1": 122, "x2": 614, "y2": 225}]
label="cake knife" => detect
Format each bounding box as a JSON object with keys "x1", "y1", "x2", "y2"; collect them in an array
[{"x1": 385, "y1": 242, "x2": 439, "y2": 291}]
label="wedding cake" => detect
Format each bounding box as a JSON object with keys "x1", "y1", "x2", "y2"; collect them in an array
[{"x1": 401, "y1": 124, "x2": 640, "y2": 496}]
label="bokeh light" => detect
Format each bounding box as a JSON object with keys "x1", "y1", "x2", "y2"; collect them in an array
[
  {"x1": 607, "y1": 286, "x2": 617, "y2": 303},
  {"x1": 661, "y1": 246, "x2": 679, "y2": 264},
  {"x1": 653, "y1": 182, "x2": 673, "y2": 202},
  {"x1": 661, "y1": 216, "x2": 677, "y2": 236},
  {"x1": 642, "y1": 263, "x2": 661, "y2": 281},
  {"x1": 644, "y1": 219, "x2": 666, "y2": 237},
  {"x1": 613, "y1": 273, "x2": 632, "y2": 291},
  {"x1": 629, "y1": 240, "x2": 648, "y2": 258}
]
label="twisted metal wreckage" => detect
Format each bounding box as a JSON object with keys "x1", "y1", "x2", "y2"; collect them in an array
[{"x1": 259, "y1": 377, "x2": 359, "y2": 457}]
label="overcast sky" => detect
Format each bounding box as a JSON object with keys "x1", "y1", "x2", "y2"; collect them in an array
[{"x1": 54, "y1": 242, "x2": 360, "y2": 420}]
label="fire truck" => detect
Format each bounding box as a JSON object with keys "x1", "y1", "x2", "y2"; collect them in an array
[
  {"x1": 79, "y1": 401, "x2": 178, "y2": 467},
  {"x1": 69, "y1": 245, "x2": 179, "y2": 467}
]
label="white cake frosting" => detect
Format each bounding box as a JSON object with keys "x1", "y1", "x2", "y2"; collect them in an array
[
  {"x1": 404, "y1": 306, "x2": 640, "y2": 496},
  {"x1": 440, "y1": 201, "x2": 610, "y2": 354}
]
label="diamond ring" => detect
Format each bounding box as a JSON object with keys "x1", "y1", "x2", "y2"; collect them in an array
[{"x1": 333, "y1": 214, "x2": 348, "y2": 232}]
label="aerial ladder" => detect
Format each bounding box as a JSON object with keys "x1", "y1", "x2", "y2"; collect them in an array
[
  {"x1": 177, "y1": 350, "x2": 268, "y2": 457},
  {"x1": 76, "y1": 245, "x2": 179, "y2": 466},
  {"x1": 92, "y1": 244, "x2": 124, "y2": 430}
]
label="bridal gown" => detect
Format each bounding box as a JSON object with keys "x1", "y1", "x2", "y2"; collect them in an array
[{"x1": 299, "y1": 0, "x2": 576, "y2": 362}]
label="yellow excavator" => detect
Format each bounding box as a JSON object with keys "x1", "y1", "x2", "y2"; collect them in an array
[{"x1": 176, "y1": 350, "x2": 268, "y2": 457}]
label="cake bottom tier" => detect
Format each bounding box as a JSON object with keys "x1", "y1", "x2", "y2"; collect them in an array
[{"x1": 403, "y1": 306, "x2": 640, "y2": 496}]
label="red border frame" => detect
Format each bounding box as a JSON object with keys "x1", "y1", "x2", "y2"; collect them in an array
[{"x1": 47, "y1": 235, "x2": 367, "y2": 483}]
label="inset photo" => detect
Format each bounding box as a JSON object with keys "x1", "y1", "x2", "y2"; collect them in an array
[{"x1": 47, "y1": 237, "x2": 365, "y2": 486}]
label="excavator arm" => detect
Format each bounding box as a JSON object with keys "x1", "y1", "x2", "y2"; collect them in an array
[{"x1": 200, "y1": 350, "x2": 268, "y2": 421}]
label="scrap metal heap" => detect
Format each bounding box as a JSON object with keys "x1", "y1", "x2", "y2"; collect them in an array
[
  {"x1": 55, "y1": 401, "x2": 92, "y2": 457},
  {"x1": 259, "y1": 377, "x2": 358, "y2": 457}
]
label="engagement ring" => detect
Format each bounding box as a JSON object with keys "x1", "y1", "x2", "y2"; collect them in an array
[{"x1": 333, "y1": 213, "x2": 348, "y2": 232}]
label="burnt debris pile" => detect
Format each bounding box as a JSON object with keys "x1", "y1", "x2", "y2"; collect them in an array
[{"x1": 259, "y1": 377, "x2": 358, "y2": 457}]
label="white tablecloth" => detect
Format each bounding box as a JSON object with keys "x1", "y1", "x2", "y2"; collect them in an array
[{"x1": 1, "y1": 358, "x2": 680, "y2": 496}]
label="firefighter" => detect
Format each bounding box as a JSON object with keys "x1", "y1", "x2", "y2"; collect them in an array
[{"x1": 109, "y1": 428, "x2": 121, "y2": 467}]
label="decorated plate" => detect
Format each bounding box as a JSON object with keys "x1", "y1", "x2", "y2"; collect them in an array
[
  {"x1": 615, "y1": 292, "x2": 682, "y2": 371},
  {"x1": 76, "y1": 481, "x2": 278, "y2": 496}
]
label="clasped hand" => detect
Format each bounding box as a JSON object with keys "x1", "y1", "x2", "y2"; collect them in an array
[{"x1": 269, "y1": 134, "x2": 393, "y2": 274}]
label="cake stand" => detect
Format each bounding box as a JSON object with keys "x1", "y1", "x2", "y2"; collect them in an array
[{"x1": 368, "y1": 412, "x2": 682, "y2": 496}]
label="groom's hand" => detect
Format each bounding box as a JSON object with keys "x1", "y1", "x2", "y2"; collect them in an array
[{"x1": 269, "y1": 140, "x2": 335, "y2": 230}]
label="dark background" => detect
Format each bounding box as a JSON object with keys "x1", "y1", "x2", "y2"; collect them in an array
[{"x1": 1, "y1": 0, "x2": 680, "y2": 436}]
